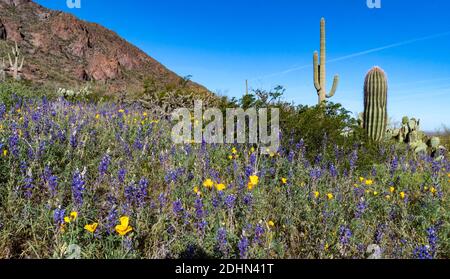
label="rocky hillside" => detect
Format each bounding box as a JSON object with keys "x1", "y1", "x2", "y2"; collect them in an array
[{"x1": 0, "y1": 0, "x2": 208, "y2": 94}]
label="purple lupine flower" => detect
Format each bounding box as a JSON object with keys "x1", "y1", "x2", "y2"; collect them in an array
[
  {"x1": 288, "y1": 150, "x2": 295, "y2": 163},
  {"x1": 158, "y1": 193, "x2": 167, "y2": 211},
  {"x1": 217, "y1": 228, "x2": 228, "y2": 255},
  {"x1": 23, "y1": 176, "x2": 34, "y2": 199},
  {"x1": 413, "y1": 246, "x2": 432, "y2": 259},
  {"x1": 69, "y1": 132, "x2": 77, "y2": 149},
  {"x1": 243, "y1": 193, "x2": 253, "y2": 207},
  {"x1": 244, "y1": 165, "x2": 253, "y2": 178},
  {"x1": 0, "y1": 104, "x2": 6, "y2": 119},
  {"x1": 371, "y1": 167, "x2": 377, "y2": 177},
  {"x1": 374, "y1": 224, "x2": 386, "y2": 244},
  {"x1": 310, "y1": 168, "x2": 322, "y2": 181},
  {"x1": 8, "y1": 133, "x2": 19, "y2": 157},
  {"x1": 339, "y1": 226, "x2": 352, "y2": 246},
  {"x1": 390, "y1": 156, "x2": 399, "y2": 176},
  {"x1": 254, "y1": 224, "x2": 265, "y2": 244},
  {"x1": 224, "y1": 195, "x2": 236, "y2": 209},
  {"x1": 427, "y1": 226, "x2": 438, "y2": 257},
  {"x1": 196, "y1": 220, "x2": 207, "y2": 234},
  {"x1": 72, "y1": 170, "x2": 86, "y2": 207},
  {"x1": 47, "y1": 174, "x2": 58, "y2": 197},
  {"x1": 53, "y1": 208, "x2": 65, "y2": 226},
  {"x1": 250, "y1": 152, "x2": 257, "y2": 166},
  {"x1": 118, "y1": 168, "x2": 126, "y2": 183},
  {"x1": 349, "y1": 150, "x2": 358, "y2": 171},
  {"x1": 165, "y1": 168, "x2": 185, "y2": 183},
  {"x1": 98, "y1": 154, "x2": 111, "y2": 176},
  {"x1": 105, "y1": 204, "x2": 118, "y2": 234},
  {"x1": 138, "y1": 178, "x2": 148, "y2": 206},
  {"x1": 329, "y1": 163, "x2": 338, "y2": 178},
  {"x1": 194, "y1": 197, "x2": 205, "y2": 219},
  {"x1": 355, "y1": 200, "x2": 367, "y2": 218},
  {"x1": 238, "y1": 236, "x2": 249, "y2": 259},
  {"x1": 172, "y1": 199, "x2": 184, "y2": 217}
]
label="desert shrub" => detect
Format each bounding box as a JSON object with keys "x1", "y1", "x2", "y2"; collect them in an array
[
  {"x1": 0, "y1": 80, "x2": 56, "y2": 108},
  {"x1": 234, "y1": 86, "x2": 388, "y2": 170}
]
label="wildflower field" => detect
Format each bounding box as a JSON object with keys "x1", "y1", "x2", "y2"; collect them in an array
[{"x1": 0, "y1": 96, "x2": 448, "y2": 259}]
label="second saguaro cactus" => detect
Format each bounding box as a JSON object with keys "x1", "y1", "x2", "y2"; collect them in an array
[
  {"x1": 313, "y1": 17, "x2": 339, "y2": 104},
  {"x1": 8, "y1": 41, "x2": 24, "y2": 81},
  {"x1": 363, "y1": 66, "x2": 388, "y2": 142}
]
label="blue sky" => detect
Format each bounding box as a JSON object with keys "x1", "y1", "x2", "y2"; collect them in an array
[{"x1": 36, "y1": 0, "x2": 450, "y2": 130}]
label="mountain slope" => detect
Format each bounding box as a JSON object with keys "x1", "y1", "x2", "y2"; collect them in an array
[{"x1": 0, "y1": 0, "x2": 208, "y2": 94}]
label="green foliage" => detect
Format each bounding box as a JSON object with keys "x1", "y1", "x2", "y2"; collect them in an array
[
  {"x1": 234, "y1": 86, "x2": 382, "y2": 168},
  {"x1": 0, "y1": 79, "x2": 55, "y2": 108}
]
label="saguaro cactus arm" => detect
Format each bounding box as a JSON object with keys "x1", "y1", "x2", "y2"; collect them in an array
[
  {"x1": 326, "y1": 75, "x2": 339, "y2": 98},
  {"x1": 313, "y1": 51, "x2": 321, "y2": 91}
]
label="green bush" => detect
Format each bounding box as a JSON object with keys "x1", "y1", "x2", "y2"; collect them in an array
[{"x1": 0, "y1": 80, "x2": 56, "y2": 108}]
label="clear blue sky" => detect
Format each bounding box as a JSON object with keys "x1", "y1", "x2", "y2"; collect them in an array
[{"x1": 36, "y1": 0, "x2": 450, "y2": 130}]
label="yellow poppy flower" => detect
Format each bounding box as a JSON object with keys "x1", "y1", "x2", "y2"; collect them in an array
[
  {"x1": 95, "y1": 114, "x2": 100, "y2": 119},
  {"x1": 365, "y1": 180, "x2": 374, "y2": 186},
  {"x1": 268, "y1": 220, "x2": 275, "y2": 227},
  {"x1": 70, "y1": 211, "x2": 78, "y2": 221},
  {"x1": 231, "y1": 147, "x2": 237, "y2": 155},
  {"x1": 115, "y1": 216, "x2": 133, "y2": 236},
  {"x1": 247, "y1": 182, "x2": 256, "y2": 190},
  {"x1": 203, "y1": 179, "x2": 214, "y2": 189},
  {"x1": 118, "y1": 109, "x2": 125, "y2": 113},
  {"x1": 327, "y1": 193, "x2": 334, "y2": 200},
  {"x1": 215, "y1": 183, "x2": 226, "y2": 191},
  {"x1": 359, "y1": 177, "x2": 365, "y2": 183},
  {"x1": 2, "y1": 149, "x2": 7, "y2": 157},
  {"x1": 390, "y1": 187, "x2": 395, "y2": 193},
  {"x1": 84, "y1": 223, "x2": 99, "y2": 233},
  {"x1": 430, "y1": 187, "x2": 437, "y2": 194},
  {"x1": 64, "y1": 211, "x2": 78, "y2": 223},
  {"x1": 143, "y1": 112, "x2": 148, "y2": 117},
  {"x1": 373, "y1": 191, "x2": 379, "y2": 196},
  {"x1": 400, "y1": 192, "x2": 406, "y2": 199},
  {"x1": 281, "y1": 178, "x2": 288, "y2": 184},
  {"x1": 249, "y1": 175, "x2": 259, "y2": 186},
  {"x1": 314, "y1": 191, "x2": 320, "y2": 199},
  {"x1": 194, "y1": 186, "x2": 201, "y2": 195}
]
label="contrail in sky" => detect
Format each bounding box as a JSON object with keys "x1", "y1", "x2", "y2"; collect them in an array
[{"x1": 251, "y1": 31, "x2": 450, "y2": 81}]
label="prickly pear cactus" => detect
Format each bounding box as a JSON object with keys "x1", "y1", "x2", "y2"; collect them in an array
[
  {"x1": 363, "y1": 67, "x2": 388, "y2": 142},
  {"x1": 390, "y1": 116, "x2": 443, "y2": 155}
]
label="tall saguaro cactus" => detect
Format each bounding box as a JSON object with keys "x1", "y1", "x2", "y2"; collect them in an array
[
  {"x1": 8, "y1": 41, "x2": 24, "y2": 81},
  {"x1": 313, "y1": 18, "x2": 339, "y2": 105},
  {"x1": 363, "y1": 66, "x2": 388, "y2": 142}
]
